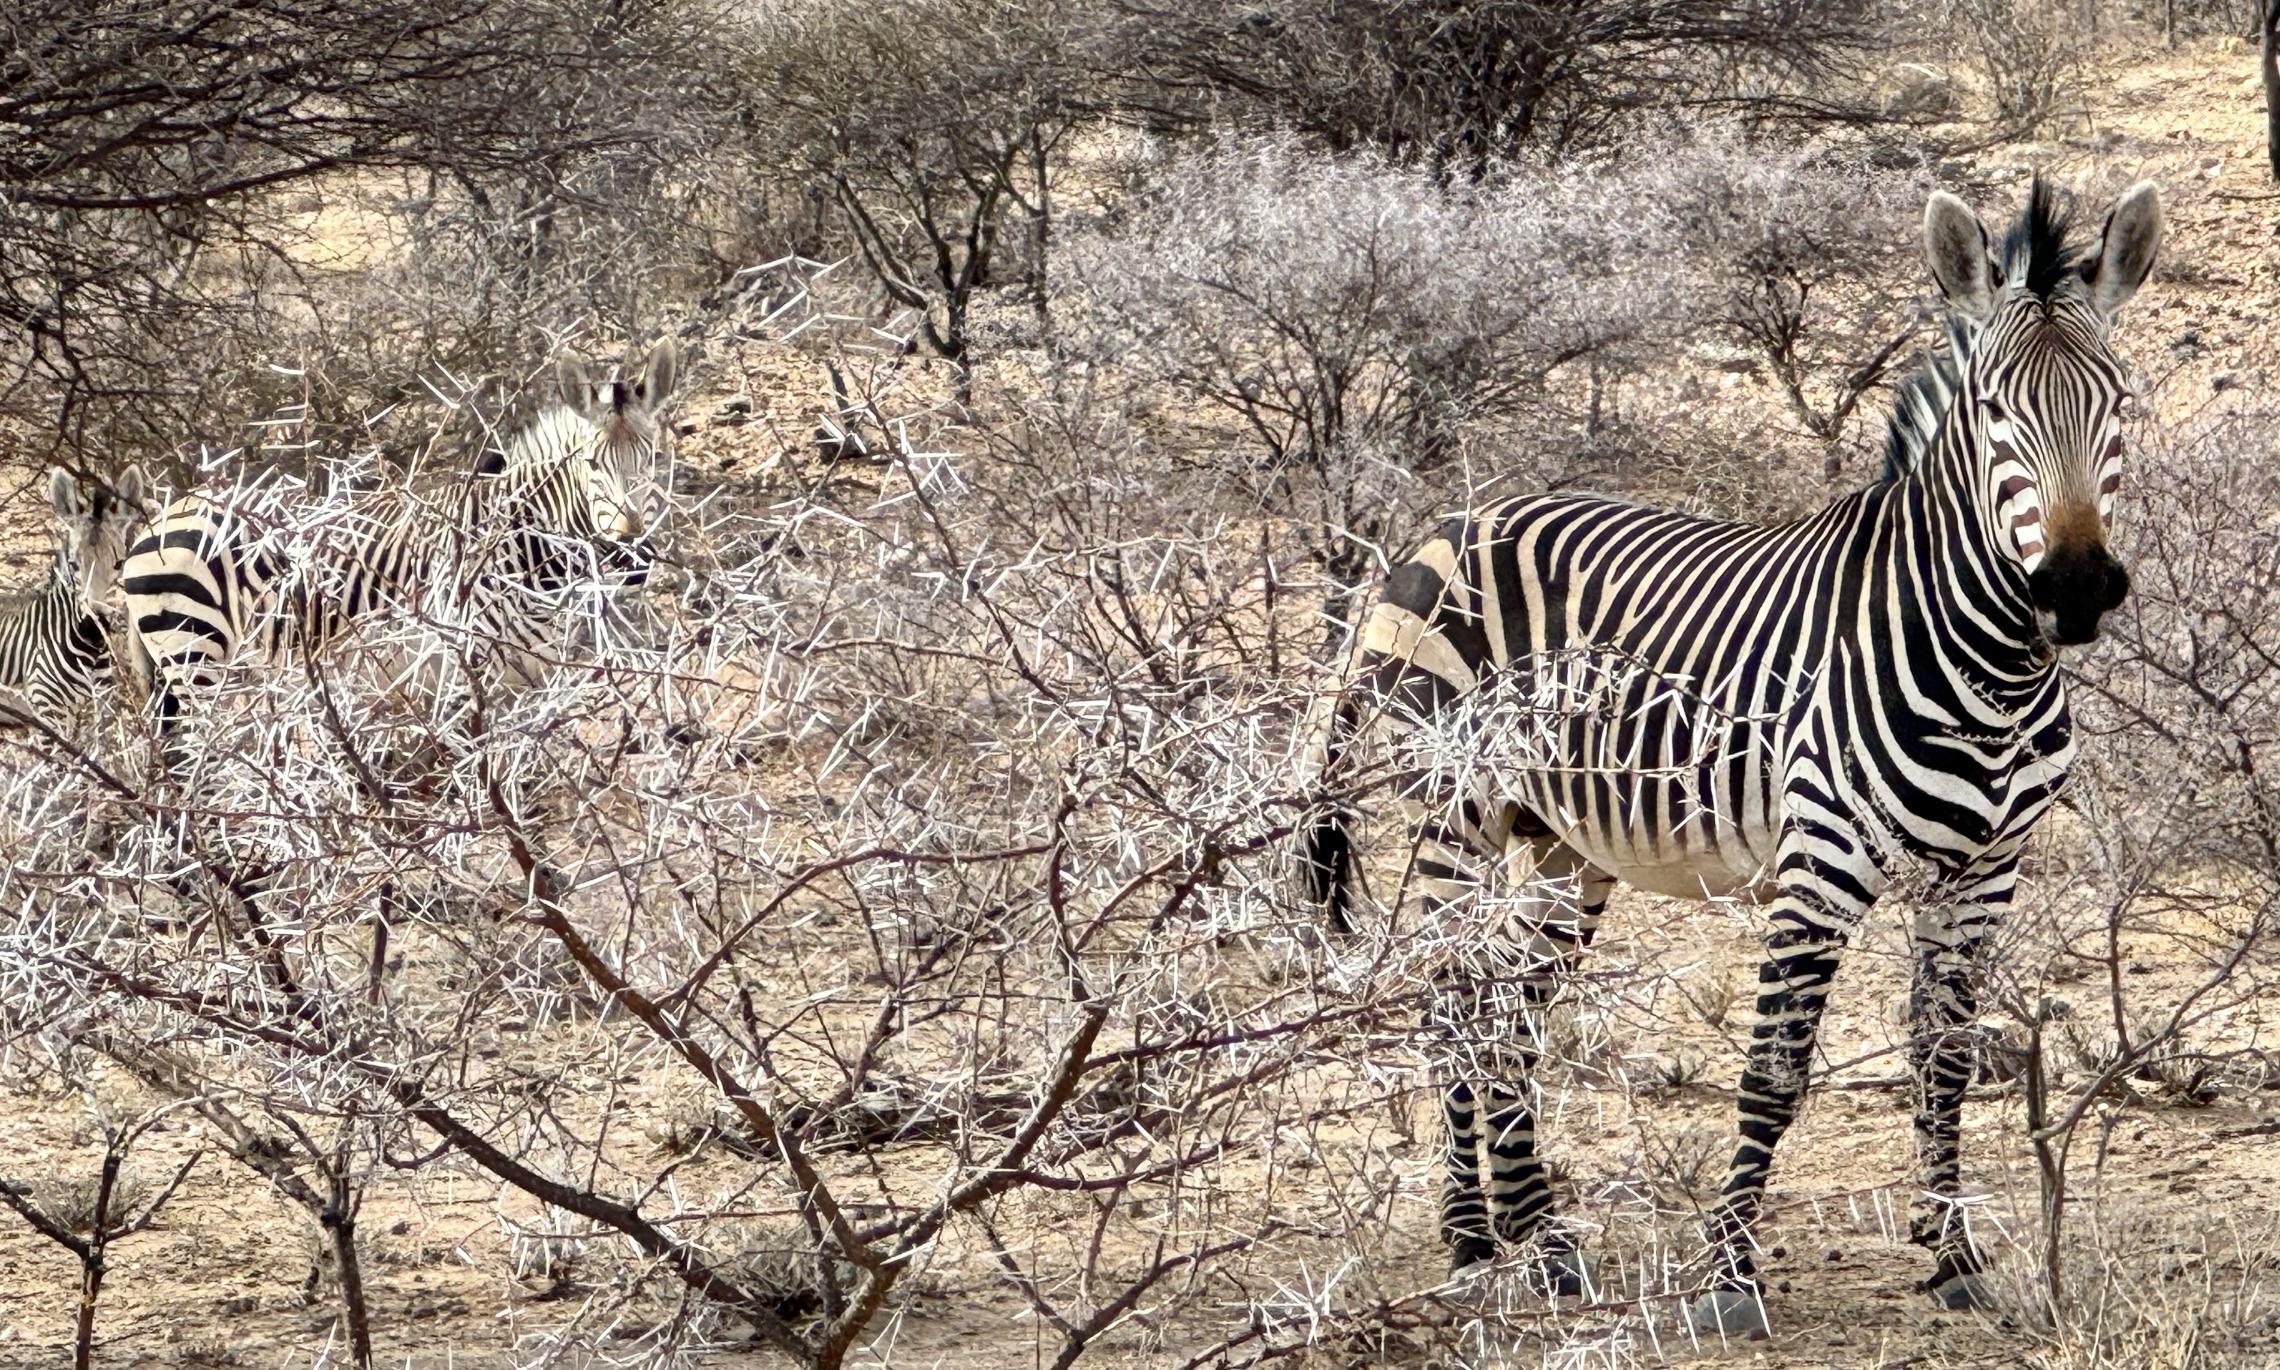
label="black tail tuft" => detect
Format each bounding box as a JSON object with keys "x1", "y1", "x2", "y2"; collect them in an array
[{"x1": 1302, "y1": 804, "x2": 1356, "y2": 936}]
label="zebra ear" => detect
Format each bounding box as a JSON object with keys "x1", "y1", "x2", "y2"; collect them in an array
[
  {"x1": 639, "y1": 338, "x2": 678, "y2": 406},
  {"x1": 1924, "y1": 191, "x2": 1996, "y2": 323},
  {"x1": 116, "y1": 464, "x2": 148, "y2": 515},
  {"x1": 555, "y1": 354, "x2": 594, "y2": 411},
  {"x1": 2081, "y1": 180, "x2": 2162, "y2": 319},
  {"x1": 48, "y1": 468, "x2": 82, "y2": 521}
]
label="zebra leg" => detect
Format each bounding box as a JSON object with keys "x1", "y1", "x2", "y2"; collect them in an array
[
  {"x1": 1413, "y1": 790, "x2": 1513, "y2": 1273},
  {"x1": 1907, "y1": 854, "x2": 2014, "y2": 1310},
  {"x1": 1433, "y1": 970, "x2": 1495, "y2": 1272},
  {"x1": 1477, "y1": 839, "x2": 1609, "y2": 1294},
  {"x1": 1694, "y1": 844, "x2": 1881, "y2": 1335}
]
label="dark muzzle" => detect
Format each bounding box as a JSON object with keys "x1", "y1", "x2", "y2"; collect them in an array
[{"x1": 2027, "y1": 544, "x2": 2129, "y2": 646}]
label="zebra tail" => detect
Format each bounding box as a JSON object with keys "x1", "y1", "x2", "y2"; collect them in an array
[{"x1": 1299, "y1": 694, "x2": 1361, "y2": 935}]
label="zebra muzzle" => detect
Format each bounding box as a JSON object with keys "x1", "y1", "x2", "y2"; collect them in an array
[{"x1": 2027, "y1": 544, "x2": 2128, "y2": 646}]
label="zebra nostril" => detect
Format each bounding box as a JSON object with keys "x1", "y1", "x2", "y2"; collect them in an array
[{"x1": 2102, "y1": 559, "x2": 2130, "y2": 611}]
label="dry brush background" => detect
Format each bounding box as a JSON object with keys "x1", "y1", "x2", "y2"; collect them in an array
[{"x1": 3, "y1": 2, "x2": 2280, "y2": 1367}]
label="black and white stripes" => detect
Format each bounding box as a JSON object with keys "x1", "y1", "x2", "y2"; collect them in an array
[
  {"x1": 0, "y1": 468, "x2": 146, "y2": 730},
  {"x1": 1303, "y1": 179, "x2": 2163, "y2": 1328},
  {"x1": 123, "y1": 342, "x2": 678, "y2": 730}
]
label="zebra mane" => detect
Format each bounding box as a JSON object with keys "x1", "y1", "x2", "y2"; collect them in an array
[
  {"x1": 1879, "y1": 316, "x2": 1968, "y2": 484},
  {"x1": 2001, "y1": 175, "x2": 2082, "y2": 301},
  {"x1": 1878, "y1": 177, "x2": 2084, "y2": 484},
  {"x1": 490, "y1": 405, "x2": 595, "y2": 475}
]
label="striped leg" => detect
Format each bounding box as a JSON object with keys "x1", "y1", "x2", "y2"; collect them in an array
[
  {"x1": 1696, "y1": 827, "x2": 1884, "y2": 1334},
  {"x1": 1908, "y1": 850, "x2": 2014, "y2": 1309},
  {"x1": 1414, "y1": 786, "x2": 1513, "y2": 1271},
  {"x1": 1478, "y1": 839, "x2": 1609, "y2": 1290}
]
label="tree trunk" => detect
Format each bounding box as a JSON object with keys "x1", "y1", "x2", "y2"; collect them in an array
[
  {"x1": 75, "y1": 1150, "x2": 122, "y2": 1370},
  {"x1": 2264, "y1": 0, "x2": 2280, "y2": 180},
  {"x1": 1027, "y1": 127, "x2": 1052, "y2": 333},
  {"x1": 74, "y1": 1255, "x2": 104, "y2": 1370},
  {"x1": 326, "y1": 1202, "x2": 375, "y2": 1370}
]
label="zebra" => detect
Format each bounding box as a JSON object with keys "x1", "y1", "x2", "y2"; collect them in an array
[
  {"x1": 123, "y1": 340, "x2": 679, "y2": 740},
  {"x1": 1300, "y1": 179, "x2": 2161, "y2": 1332},
  {"x1": 0, "y1": 467, "x2": 148, "y2": 731}
]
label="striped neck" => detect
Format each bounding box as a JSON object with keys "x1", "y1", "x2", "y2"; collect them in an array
[
  {"x1": 1900, "y1": 405, "x2": 2055, "y2": 690},
  {"x1": 44, "y1": 542, "x2": 83, "y2": 612}
]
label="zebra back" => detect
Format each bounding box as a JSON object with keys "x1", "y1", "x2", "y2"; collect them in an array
[{"x1": 121, "y1": 342, "x2": 678, "y2": 704}]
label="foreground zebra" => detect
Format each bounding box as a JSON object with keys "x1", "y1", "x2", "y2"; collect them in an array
[
  {"x1": 0, "y1": 467, "x2": 147, "y2": 730},
  {"x1": 1302, "y1": 180, "x2": 2161, "y2": 1330},
  {"x1": 124, "y1": 342, "x2": 678, "y2": 739}
]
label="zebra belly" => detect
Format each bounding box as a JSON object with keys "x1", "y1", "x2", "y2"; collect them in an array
[
  {"x1": 1505, "y1": 768, "x2": 1781, "y2": 902},
  {"x1": 1580, "y1": 848, "x2": 1774, "y2": 902}
]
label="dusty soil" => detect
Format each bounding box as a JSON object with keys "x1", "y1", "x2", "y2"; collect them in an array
[{"x1": 5, "y1": 31, "x2": 2280, "y2": 1370}]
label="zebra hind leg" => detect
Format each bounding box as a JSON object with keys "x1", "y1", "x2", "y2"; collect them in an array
[
  {"x1": 1412, "y1": 793, "x2": 1508, "y2": 1274},
  {"x1": 1433, "y1": 971, "x2": 1495, "y2": 1273},
  {"x1": 1477, "y1": 842, "x2": 1610, "y2": 1296}
]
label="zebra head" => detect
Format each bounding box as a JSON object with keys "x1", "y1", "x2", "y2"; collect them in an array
[
  {"x1": 48, "y1": 465, "x2": 148, "y2": 615},
  {"x1": 553, "y1": 338, "x2": 679, "y2": 546},
  {"x1": 1922, "y1": 178, "x2": 2162, "y2": 647}
]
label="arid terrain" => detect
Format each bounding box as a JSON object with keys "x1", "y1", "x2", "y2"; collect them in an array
[{"x1": 5, "y1": 11, "x2": 2280, "y2": 1370}]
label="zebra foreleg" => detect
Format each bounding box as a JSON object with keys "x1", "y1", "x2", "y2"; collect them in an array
[
  {"x1": 1695, "y1": 889, "x2": 1865, "y2": 1336},
  {"x1": 1907, "y1": 858, "x2": 2012, "y2": 1311}
]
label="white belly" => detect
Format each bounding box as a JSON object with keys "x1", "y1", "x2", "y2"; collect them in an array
[
  {"x1": 1549, "y1": 815, "x2": 1780, "y2": 903},
  {"x1": 1589, "y1": 852, "x2": 1774, "y2": 903}
]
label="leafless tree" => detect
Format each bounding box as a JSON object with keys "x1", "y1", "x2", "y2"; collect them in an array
[
  {"x1": 0, "y1": 1096, "x2": 202, "y2": 1370},
  {"x1": 1060, "y1": 136, "x2": 1712, "y2": 656},
  {"x1": 0, "y1": 0, "x2": 742, "y2": 464},
  {"x1": 746, "y1": 0, "x2": 1095, "y2": 397},
  {"x1": 1106, "y1": 0, "x2": 1885, "y2": 171}
]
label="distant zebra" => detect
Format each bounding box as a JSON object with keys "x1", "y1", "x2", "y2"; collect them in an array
[
  {"x1": 123, "y1": 341, "x2": 678, "y2": 737},
  {"x1": 0, "y1": 467, "x2": 148, "y2": 731},
  {"x1": 1302, "y1": 180, "x2": 2161, "y2": 1331}
]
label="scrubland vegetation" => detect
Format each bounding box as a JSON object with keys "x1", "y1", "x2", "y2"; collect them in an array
[{"x1": 3, "y1": 1, "x2": 2280, "y2": 1366}]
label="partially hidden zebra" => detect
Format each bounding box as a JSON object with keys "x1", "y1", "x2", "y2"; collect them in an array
[
  {"x1": 0, "y1": 467, "x2": 148, "y2": 731},
  {"x1": 1301, "y1": 179, "x2": 2161, "y2": 1332},
  {"x1": 123, "y1": 341, "x2": 678, "y2": 740}
]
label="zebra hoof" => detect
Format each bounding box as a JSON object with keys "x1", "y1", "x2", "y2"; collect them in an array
[
  {"x1": 1690, "y1": 1287, "x2": 1770, "y2": 1338},
  {"x1": 1448, "y1": 1236, "x2": 1496, "y2": 1276},
  {"x1": 1926, "y1": 1270, "x2": 1996, "y2": 1311},
  {"x1": 1531, "y1": 1247, "x2": 1594, "y2": 1299}
]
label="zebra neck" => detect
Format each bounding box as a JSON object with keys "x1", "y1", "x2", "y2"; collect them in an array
[
  {"x1": 469, "y1": 457, "x2": 582, "y2": 534},
  {"x1": 1886, "y1": 458, "x2": 2054, "y2": 702}
]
